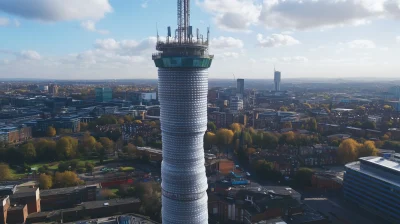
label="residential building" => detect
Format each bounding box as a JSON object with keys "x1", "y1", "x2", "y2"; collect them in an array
[
  {"x1": 49, "y1": 84, "x2": 59, "y2": 96},
  {"x1": 344, "y1": 157, "x2": 400, "y2": 223},
  {"x1": 0, "y1": 196, "x2": 10, "y2": 224},
  {"x1": 230, "y1": 97, "x2": 243, "y2": 112},
  {"x1": 95, "y1": 87, "x2": 113, "y2": 102},
  {"x1": 274, "y1": 70, "x2": 281, "y2": 92},
  {"x1": 40, "y1": 185, "x2": 96, "y2": 211}
]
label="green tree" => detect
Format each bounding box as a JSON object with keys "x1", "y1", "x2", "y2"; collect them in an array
[
  {"x1": 216, "y1": 128, "x2": 234, "y2": 145},
  {"x1": 294, "y1": 168, "x2": 314, "y2": 187},
  {"x1": 0, "y1": 163, "x2": 11, "y2": 181},
  {"x1": 35, "y1": 139, "x2": 57, "y2": 162},
  {"x1": 46, "y1": 126, "x2": 56, "y2": 137},
  {"x1": 133, "y1": 120, "x2": 142, "y2": 124},
  {"x1": 99, "y1": 137, "x2": 114, "y2": 153},
  {"x1": 39, "y1": 174, "x2": 53, "y2": 189},
  {"x1": 56, "y1": 137, "x2": 78, "y2": 160},
  {"x1": 85, "y1": 162, "x2": 95, "y2": 173},
  {"x1": 338, "y1": 138, "x2": 360, "y2": 164},
  {"x1": 230, "y1": 123, "x2": 242, "y2": 133},
  {"x1": 283, "y1": 122, "x2": 292, "y2": 129},
  {"x1": 20, "y1": 143, "x2": 37, "y2": 162},
  {"x1": 308, "y1": 118, "x2": 317, "y2": 132},
  {"x1": 54, "y1": 171, "x2": 84, "y2": 188},
  {"x1": 204, "y1": 132, "x2": 217, "y2": 149},
  {"x1": 362, "y1": 121, "x2": 376, "y2": 129},
  {"x1": 207, "y1": 122, "x2": 217, "y2": 132},
  {"x1": 135, "y1": 136, "x2": 145, "y2": 147}
]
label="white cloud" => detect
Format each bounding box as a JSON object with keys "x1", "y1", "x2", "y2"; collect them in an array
[
  {"x1": 348, "y1": 40, "x2": 376, "y2": 49},
  {"x1": 197, "y1": 0, "x2": 261, "y2": 31},
  {"x1": 20, "y1": 50, "x2": 41, "y2": 60},
  {"x1": 211, "y1": 36, "x2": 244, "y2": 49},
  {"x1": 0, "y1": 0, "x2": 112, "y2": 22},
  {"x1": 81, "y1": 20, "x2": 109, "y2": 34},
  {"x1": 257, "y1": 33, "x2": 300, "y2": 48},
  {"x1": 0, "y1": 17, "x2": 9, "y2": 26},
  {"x1": 14, "y1": 19, "x2": 20, "y2": 27},
  {"x1": 141, "y1": 0, "x2": 149, "y2": 8},
  {"x1": 198, "y1": 0, "x2": 400, "y2": 31},
  {"x1": 262, "y1": 56, "x2": 309, "y2": 63},
  {"x1": 221, "y1": 52, "x2": 240, "y2": 58},
  {"x1": 397, "y1": 36, "x2": 400, "y2": 43},
  {"x1": 95, "y1": 39, "x2": 120, "y2": 50}
]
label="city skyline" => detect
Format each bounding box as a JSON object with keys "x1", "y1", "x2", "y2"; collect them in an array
[{"x1": 1, "y1": 0, "x2": 400, "y2": 79}]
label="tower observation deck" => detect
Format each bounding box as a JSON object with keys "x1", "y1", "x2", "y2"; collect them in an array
[{"x1": 152, "y1": 0, "x2": 212, "y2": 223}]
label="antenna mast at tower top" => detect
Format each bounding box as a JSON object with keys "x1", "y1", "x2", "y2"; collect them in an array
[{"x1": 177, "y1": 0, "x2": 191, "y2": 43}]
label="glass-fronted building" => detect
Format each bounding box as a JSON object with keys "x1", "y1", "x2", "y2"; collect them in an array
[
  {"x1": 95, "y1": 87, "x2": 113, "y2": 102},
  {"x1": 344, "y1": 157, "x2": 400, "y2": 223}
]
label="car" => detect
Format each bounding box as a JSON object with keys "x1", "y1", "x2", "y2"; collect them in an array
[{"x1": 246, "y1": 172, "x2": 251, "y2": 177}]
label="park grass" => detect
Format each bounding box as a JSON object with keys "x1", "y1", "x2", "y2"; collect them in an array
[
  {"x1": 9, "y1": 169, "x2": 26, "y2": 180},
  {"x1": 118, "y1": 166, "x2": 135, "y2": 172},
  {"x1": 30, "y1": 158, "x2": 115, "y2": 171}
]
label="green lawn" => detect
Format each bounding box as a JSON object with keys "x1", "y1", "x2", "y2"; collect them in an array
[
  {"x1": 30, "y1": 158, "x2": 115, "y2": 171},
  {"x1": 9, "y1": 169, "x2": 27, "y2": 180}
]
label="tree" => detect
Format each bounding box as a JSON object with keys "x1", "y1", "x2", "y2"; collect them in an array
[
  {"x1": 0, "y1": 163, "x2": 11, "y2": 181},
  {"x1": 283, "y1": 122, "x2": 292, "y2": 129},
  {"x1": 80, "y1": 122, "x2": 88, "y2": 132},
  {"x1": 359, "y1": 141, "x2": 379, "y2": 158},
  {"x1": 207, "y1": 122, "x2": 217, "y2": 132},
  {"x1": 216, "y1": 128, "x2": 234, "y2": 145},
  {"x1": 279, "y1": 106, "x2": 288, "y2": 111},
  {"x1": 101, "y1": 189, "x2": 117, "y2": 199},
  {"x1": 135, "y1": 136, "x2": 145, "y2": 147},
  {"x1": 46, "y1": 126, "x2": 56, "y2": 137},
  {"x1": 81, "y1": 132, "x2": 97, "y2": 155},
  {"x1": 39, "y1": 174, "x2": 53, "y2": 189},
  {"x1": 35, "y1": 139, "x2": 57, "y2": 162},
  {"x1": 303, "y1": 103, "x2": 312, "y2": 109},
  {"x1": 20, "y1": 143, "x2": 36, "y2": 162},
  {"x1": 123, "y1": 143, "x2": 137, "y2": 158},
  {"x1": 56, "y1": 137, "x2": 78, "y2": 160},
  {"x1": 362, "y1": 121, "x2": 376, "y2": 130},
  {"x1": 252, "y1": 160, "x2": 281, "y2": 181},
  {"x1": 54, "y1": 171, "x2": 83, "y2": 188},
  {"x1": 261, "y1": 132, "x2": 278, "y2": 149},
  {"x1": 338, "y1": 138, "x2": 360, "y2": 164},
  {"x1": 85, "y1": 162, "x2": 95, "y2": 173},
  {"x1": 149, "y1": 121, "x2": 157, "y2": 127},
  {"x1": 294, "y1": 168, "x2": 314, "y2": 187},
  {"x1": 308, "y1": 118, "x2": 317, "y2": 132},
  {"x1": 133, "y1": 120, "x2": 142, "y2": 124},
  {"x1": 384, "y1": 105, "x2": 392, "y2": 111},
  {"x1": 118, "y1": 118, "x2": 125, "y2": 125},
  {"x1": 99, "y1": 137, "x2": 114, "y2": 153},
  {"x1": 230, "y1": 123, "x2": 242, "y2": 133},
  {"x1": 204, "y1": 132, "x2": 217, "y2": 149}
]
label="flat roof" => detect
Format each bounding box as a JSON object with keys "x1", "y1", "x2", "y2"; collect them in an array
[
  {"x1": 83, "y1": 198, "x2": 140, "y2": 210},
  {"x1": 40, "y1": 185, "x2": 96, "y2": 197},
  {"x1": 346, "y1": 157, "x2": 400, "y2": 187}
]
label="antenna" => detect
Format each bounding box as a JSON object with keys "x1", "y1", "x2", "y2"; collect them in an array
[{"x1": 156, "y1": 23, "x2": 159, "y2": 42}]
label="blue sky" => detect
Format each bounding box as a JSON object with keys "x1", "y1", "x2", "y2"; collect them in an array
[{"x1": 1, "y1": 0, "x2": 400, "y2": 80}]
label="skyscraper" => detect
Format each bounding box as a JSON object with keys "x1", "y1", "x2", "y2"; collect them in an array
[
  {"x1": 152, "y1": 1, "x2": 213, "y2": 223},
  {"x1": 237, "y1": 78, "x2": 244, "y2": 95},
  {"x1": 95, "y1": 87, "x2": 112, "y2": 102},
  {"x1": 274, "y1": 70, "x2": 281, "y2": 92}
]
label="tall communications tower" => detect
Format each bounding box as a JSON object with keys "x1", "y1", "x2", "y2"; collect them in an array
[{"x1": 152, "y1": 0, "x2": 213, "y2": 223}]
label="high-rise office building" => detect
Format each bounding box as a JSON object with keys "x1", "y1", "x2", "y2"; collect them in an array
[
  {"x1": 49, "y1": 84, "x2": 58, "y2": 96},
  {"x1": 237, "y1": 78, "x2": 244, "y2": 95},
  {"x1": 344, "y1": 157, "x2": 400, "y2": 223},
  {"x1": 152, "y1": 0, "x2": 213, "y2": 223},
  {"x1": 95, "y1": 87, "x2": 112, "y2": 102},
  {"x1": 274, "y1": 70, "x2": 281, "y2": 92}
]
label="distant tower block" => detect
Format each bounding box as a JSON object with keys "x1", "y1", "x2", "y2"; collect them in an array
[
  {"x1": 237, "y1": 78, "x2": 244, "y2": 95},
  {"x1": 152, "y1": 0, "x2": 213, "y2": 223},
  {"x1": 274, "y1": 70, "x2": 281, "y2": 92}
]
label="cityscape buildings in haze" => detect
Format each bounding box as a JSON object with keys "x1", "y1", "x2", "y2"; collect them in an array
[{"x1": 152, "y1": 0, "x2": 212, "y2": 223}]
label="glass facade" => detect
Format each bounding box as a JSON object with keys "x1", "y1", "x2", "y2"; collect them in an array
[
  {"x1": 344, "y1": 157, "x2": 400, "y2": 223},
  {"x1": 95, "y1": 87, "x2": 113, "y2": 102}
]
